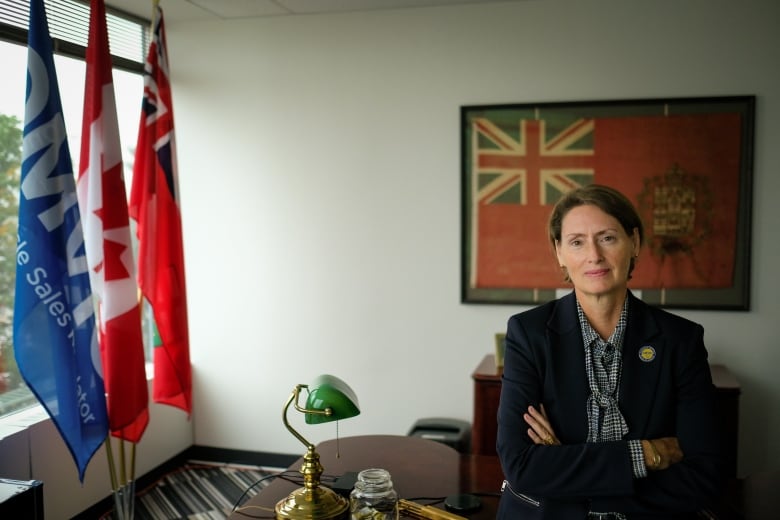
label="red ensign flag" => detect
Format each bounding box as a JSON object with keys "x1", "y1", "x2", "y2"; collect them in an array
[
  {"x1": 77, "y1": 0, "x2": 148, "y2": 442},
  {"x1": 129, "y1": 5, "x2": 192, "y2": 414}
]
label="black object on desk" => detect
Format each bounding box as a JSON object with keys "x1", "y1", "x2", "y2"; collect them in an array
[
  {"x1": 408, "y1": 417, "x2": 472, "y2": 453},
  {"x1": 445, "y1": 493, "x2": 482, "y2": 514},
  {"x1": 0, "y1": 478, "x2": 44, "y2": 519}
]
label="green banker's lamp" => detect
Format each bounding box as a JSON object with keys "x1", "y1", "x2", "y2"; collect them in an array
[{"x1": 276, "y1": 374, "x2": 360, "y2": 520}]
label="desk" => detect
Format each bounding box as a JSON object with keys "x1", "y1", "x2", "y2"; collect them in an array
[
  {"x1": 471, "y1": 355, "x2": 741, "y2": 476},
  {"x1": 228, "y1": 435, "x2": 502, "y2": 519}
]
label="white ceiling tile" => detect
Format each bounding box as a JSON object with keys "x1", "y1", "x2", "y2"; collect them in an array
[{"x1": 186, "y1": 0, "x2": 290, "y2": 19}]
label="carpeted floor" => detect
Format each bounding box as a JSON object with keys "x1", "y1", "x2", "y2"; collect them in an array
[{"x1": 99, "y1": 461, "x2": 283, "y2": 519}]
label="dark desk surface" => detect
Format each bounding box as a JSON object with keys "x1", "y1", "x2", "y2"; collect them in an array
[{"x1": 228, "y1": 434, "x2": 502, "y2": 519}]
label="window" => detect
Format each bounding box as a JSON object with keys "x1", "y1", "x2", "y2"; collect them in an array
[{"x1": 0, "y1": 0, "x2": 148, "y2": 418}]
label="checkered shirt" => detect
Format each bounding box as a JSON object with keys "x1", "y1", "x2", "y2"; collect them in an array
[{"x1": 577, "y1": 297, "x2": 648, "y2": 519}]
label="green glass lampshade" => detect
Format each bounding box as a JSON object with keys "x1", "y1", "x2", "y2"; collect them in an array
[{"x1": 304, "y1": 374, "x2": 360, "y2": 424}]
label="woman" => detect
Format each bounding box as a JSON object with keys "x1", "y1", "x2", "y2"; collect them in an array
[{"x1": 496, "y1": 184, "x2": 726, "y2": 519}]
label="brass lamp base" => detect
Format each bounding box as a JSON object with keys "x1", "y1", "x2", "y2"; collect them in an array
[{"x1": 275, "y1": 485, "x2": 349, "y2": 519}]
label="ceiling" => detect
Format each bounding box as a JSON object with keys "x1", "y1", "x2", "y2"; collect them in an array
[{"x1": 105, "y1": 0, "x2": 530, "y2": 23}]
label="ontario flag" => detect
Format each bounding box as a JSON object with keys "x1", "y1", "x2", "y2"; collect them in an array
[
  {"x1": 15, "y1": 0, "x2": 108, "y2": 482},
  {"x1": 129, "y1": 4, "x2": 192, "y2": 414},
  {"x1": 76, "y1": 0, "x2": 148, "y2": 443}
]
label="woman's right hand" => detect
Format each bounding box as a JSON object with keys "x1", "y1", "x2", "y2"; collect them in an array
[
  {"x1": 524, "y1": 404, "x2": 560, "y2": 446},
  {"x1": 642, "y1": 437, "x2": 683, "y2": 470}
]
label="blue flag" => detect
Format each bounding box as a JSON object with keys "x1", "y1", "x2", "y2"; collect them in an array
[{"x1": 14, "y1": 0, "x2": 108, "y2": 483}]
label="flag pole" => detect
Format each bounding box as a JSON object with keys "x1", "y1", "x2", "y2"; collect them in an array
[
  {"x1": 130, "y1": 441, "x2": 138, "y2": 484},
  {"x1": 105, "y1": 438, "x2": 119, "y2": 491},
  {"x1": 119, "y1": 439, "x2": 127, "y2": 485},
  {"x1": 112, "y1": 437, "x2": 135, "y2": 520}
]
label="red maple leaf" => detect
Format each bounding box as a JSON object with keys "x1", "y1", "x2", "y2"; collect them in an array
[{"x1": 91, "y1": 161, "x2": 132, "y2": 282}]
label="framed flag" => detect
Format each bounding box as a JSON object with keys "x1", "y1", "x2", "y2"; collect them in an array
[{"x1": 461, "y1": 96, "x2": 755, "y2": 310}]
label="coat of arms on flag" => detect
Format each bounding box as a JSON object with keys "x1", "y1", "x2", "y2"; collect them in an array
[{"x1": 461, "y1": 97, "x2": 754, "y2": 310}]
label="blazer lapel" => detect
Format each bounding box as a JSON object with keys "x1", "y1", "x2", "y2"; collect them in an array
[
  {"x1": 620, "y1": 292, "x2": 663, "y2": 437},
  {"x1": 547, "y1": 292, "x2": 590, "y2": 442}
]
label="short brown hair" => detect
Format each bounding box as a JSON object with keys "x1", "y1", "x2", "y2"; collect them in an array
[{"x1": 548, "y1": 184, "x2": 644, "y2": 280}]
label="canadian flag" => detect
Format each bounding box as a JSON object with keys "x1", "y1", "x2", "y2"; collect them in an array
[{"x1": 76, "y1": 0, "x2": 148, "y2": 443}]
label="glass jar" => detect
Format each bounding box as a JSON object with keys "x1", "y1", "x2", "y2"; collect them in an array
[{"x1": 349, "y1": 468, "x2": 399, "y2": 520}]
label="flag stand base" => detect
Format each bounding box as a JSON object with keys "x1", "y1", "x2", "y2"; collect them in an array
[{"x1": 112, "y1": 480, "x2": 135, "y2": 520}]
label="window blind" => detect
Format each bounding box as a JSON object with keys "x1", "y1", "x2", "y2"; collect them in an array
[{"x1": 0, "y1": 0, "x2": 149, "y2": 71}]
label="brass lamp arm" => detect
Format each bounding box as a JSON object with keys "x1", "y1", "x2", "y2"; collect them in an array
[
  {"x1": 292, "y1": 384, "x2": 334, "y2": 418},
  {"x1": 282, "y1": 384, "x2": 333, "y2": 450}
]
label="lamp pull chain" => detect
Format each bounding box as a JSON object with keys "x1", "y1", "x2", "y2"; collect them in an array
[{"x1": 336, "y1": 420, "x2": 341, "y2": 458}]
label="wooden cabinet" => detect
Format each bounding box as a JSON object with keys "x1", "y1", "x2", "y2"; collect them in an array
[
  {"x1": 471, "y1": 354, "x2": 741, "y2": 477},
  {"x1": 709, "y1": 364, "x2": 741, "y2": 478},
  {"x1": 471, "y1": 355, "x2": 502, "y2": 456}
]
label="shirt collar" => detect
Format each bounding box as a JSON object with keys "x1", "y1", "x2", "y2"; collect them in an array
[{"x1": 576, "y1": 295, "x2": 629, "y2": 350}]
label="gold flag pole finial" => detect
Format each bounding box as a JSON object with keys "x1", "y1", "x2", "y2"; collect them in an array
[{"x1": 152, "y1": 0, "x2": 160, "y2": 26}]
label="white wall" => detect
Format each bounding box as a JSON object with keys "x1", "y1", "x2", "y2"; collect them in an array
[{"x1": 172, "y1": 0, "x2": 780, "y2": 477}]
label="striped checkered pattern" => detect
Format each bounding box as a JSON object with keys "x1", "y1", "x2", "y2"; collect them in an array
[{"x1": 101, "y1": 463, "x2": 278, "y2": 519}]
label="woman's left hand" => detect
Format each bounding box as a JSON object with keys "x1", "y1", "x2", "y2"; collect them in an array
[{"x1": 524, "y1": 404, "x2": 559, "y2": 446}]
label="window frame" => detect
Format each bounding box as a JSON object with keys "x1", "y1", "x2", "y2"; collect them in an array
[{"x1": 0, "y1": 0, "x2": 151, "y2": 420}]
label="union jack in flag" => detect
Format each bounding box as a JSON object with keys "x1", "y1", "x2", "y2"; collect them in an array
[{"x1": 472, "y1": 116, "x2": 595, "y2": 207}]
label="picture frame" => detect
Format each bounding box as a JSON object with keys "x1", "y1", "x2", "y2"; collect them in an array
[
  {"x1": 461, "y1": 96, "x2": 755, "y2": 310},
  {"x1": 494, "y1": 333, "x2": 506, "y2": 370}
]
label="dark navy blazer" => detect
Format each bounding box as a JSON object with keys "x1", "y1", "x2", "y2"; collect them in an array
[{"x1": 496, "y1": 291, "x2": 726, "y2": 519}]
